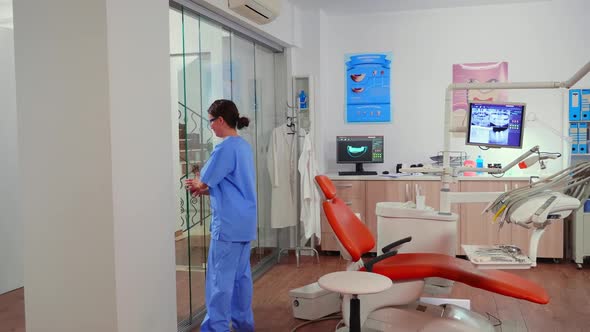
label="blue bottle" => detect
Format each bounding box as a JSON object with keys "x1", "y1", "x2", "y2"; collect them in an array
[
  {"x1": 299, "y1": 90, "x2": 308, "y2": 110},
  {"x1": 476, "y1": 155, "x2": 484, "y2": 175}
]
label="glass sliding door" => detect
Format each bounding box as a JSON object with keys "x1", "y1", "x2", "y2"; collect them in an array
[
  {"x1": 170, "y1": 6, "x2": 210, "y2": 325},
  {"x1": 169, "y1": 4, "x2": 281, "y2": 329},
  {"x1": 253, "y1": 44, "x2": 278, "y2": 264}
]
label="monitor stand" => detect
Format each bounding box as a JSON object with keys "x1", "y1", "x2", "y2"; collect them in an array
[{"x1": 338, "y1": 163, "x2": 378, "y2": 176}]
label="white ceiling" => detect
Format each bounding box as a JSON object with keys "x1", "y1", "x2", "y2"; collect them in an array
[
  {"x1": 292, "y1": 0, "x2": 551, "y2": 15},
  {"x1": 0, "y1": 0, "x2": 12, "y2": 28}
]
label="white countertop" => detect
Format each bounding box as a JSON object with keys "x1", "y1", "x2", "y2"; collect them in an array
[{"x1": 327, "y1": 173, "x2": 533, "y2": 181}]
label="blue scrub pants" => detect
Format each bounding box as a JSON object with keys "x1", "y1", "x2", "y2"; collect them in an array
[{"x1": 200, "y1": 239, "x2": 254, "y2": 332}]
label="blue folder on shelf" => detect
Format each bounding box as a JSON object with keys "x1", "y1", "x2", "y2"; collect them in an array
[
  {"x1": 572, "y1": 143, "x2": 579, "y2": 154},
  {"x1": 570, "y1": 123, "x2": 579, "y2": 146},
  {"x1": 579, "y1": 123, "x2": 588, "y2": 143},
  {"x1": 579, "y1": 141, "x2": 588, "y2": 154},
  {"x1": 570, "y1": 89, "x2": 581, "y2": 121},
  {"x1": 581, "y1": 89, "x2": 590, "y2": 121}
]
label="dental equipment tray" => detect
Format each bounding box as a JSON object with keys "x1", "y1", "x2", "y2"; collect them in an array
[{"x1": 462, "y1": 245, "x2": 533, "y2": 269}]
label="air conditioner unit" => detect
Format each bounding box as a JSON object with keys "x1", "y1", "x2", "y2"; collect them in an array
[{"x1": 228, "y1": 0, "x2": 280, "y2": 25}]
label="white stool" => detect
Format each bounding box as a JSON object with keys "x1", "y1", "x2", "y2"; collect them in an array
[{"x1": 318, "y1": 271, "x2": 392, "y2": 332}]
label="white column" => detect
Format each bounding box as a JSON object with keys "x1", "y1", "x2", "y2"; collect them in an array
[
  {"x1": 13, "y1": 1, "x2": 177, "y2": 332},
  {"x1": 0, "y1": 27, "x2": 23, "y2": 295}
]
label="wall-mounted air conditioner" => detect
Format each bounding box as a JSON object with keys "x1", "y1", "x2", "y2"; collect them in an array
[{"x1": 228, "y1": 0, "x2": 280, "y2": 25}]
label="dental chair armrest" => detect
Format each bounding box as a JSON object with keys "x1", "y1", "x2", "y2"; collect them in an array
[
  {"x1": 382, "y1": 236, "x2": 412, "y2": 254},
  {"x1": 365, "y1": 250, "x2": 398, "y2": 272}
]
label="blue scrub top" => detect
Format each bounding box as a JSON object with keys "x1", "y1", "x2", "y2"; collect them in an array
[{"x1": 200, "y1": 136, "x2": 257, "y2": 242}]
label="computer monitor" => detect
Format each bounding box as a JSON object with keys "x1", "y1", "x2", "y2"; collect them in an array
[
  {"x1": 337, "y1": 135, "x2": 384, "y2": 175},
  {"x1": 466, "y1": 101, "x2": 526, "y2": 149}
]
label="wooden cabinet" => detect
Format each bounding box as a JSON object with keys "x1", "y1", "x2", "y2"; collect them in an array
[{"x1": 320, "y1": 178, "x2": 563, "y2": 258}]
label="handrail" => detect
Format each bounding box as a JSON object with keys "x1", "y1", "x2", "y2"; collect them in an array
[
  {"x1": 177, "y1": 100, "x2": 214, "y2": 147},
  {"x1": 181, "y1": 212, "x2": 212, "y2": 234},
  {"x1": 177, "y1": 100, "x2": 214, "y2": 234},
  {"x1": 178, "y1": 101, "x2": 207, "y2": 121}
]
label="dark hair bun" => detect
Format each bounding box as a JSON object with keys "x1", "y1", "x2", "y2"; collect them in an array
[{"x1": 237, "y1": 116, "x2": 250, "y2": 129}]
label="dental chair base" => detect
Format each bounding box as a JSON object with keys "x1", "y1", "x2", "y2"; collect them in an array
[
  {"x1": 364, "y1": 302, "x2": 494, "y2": 332},
  {"x1": 341, "y1": 283, "x2": 494, "y2": 332}
]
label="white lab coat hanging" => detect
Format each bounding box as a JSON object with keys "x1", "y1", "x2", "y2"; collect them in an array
[
  {"x1": 267, "y1": 124, "x2": 298, "y2": 228},
  {"x1": 298, "y1": 132, "x2": 321, "y2": 242}
]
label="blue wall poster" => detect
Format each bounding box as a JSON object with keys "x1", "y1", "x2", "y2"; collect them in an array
[{"x1": 345, "y1": 52, "x2": 392, "y2": 123}]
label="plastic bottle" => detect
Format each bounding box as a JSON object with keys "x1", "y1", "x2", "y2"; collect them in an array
[
  {"x1": 298, "y1": 90, "x2": 307, "y2": 110},
  {"x1": 476, "y1": 155, "x2": 484, "y2": 175}
]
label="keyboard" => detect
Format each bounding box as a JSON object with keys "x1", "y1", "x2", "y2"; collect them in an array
[{"x1": 338, "y1": 171, "x2": 378, "y2": 176}]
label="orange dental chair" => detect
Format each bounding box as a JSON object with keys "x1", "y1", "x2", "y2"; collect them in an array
[{"x1": 315, "y1": 175, "x2": 549, "y2": 332}]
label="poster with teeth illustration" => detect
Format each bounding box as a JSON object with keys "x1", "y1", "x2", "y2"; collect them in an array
[
  {"x1": 345, "y1": 52, "x2": 392, "y2": 123},
  {"x1": 452, "y1": 62, "x2": 509, "y2": 133}
]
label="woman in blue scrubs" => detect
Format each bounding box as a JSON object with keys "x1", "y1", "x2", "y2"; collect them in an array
[{"x1": 186, "y1": 99, "x2": 257, "y2": 332}]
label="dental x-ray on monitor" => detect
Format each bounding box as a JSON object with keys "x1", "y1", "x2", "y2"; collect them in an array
[
  {"x1": 337, "y1": 135, "x2": 384, "y2": 175},
  {"x1": 466, "y1": 101, "x2": 526, "y2": 149}
]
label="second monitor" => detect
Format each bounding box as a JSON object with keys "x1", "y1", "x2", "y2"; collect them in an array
[{"x1": 337, "y1": 135, "x2": 384, "y2": 176}]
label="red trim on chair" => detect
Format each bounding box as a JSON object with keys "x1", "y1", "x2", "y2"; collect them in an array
[
  {"x1": 364, "y1": 253, "x2": 549, "y2": 304},
  {"x1": 323, "y1": 198, "x2": 375, "y2": 261}
]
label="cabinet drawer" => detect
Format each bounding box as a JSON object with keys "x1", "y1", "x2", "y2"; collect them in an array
[
  {"x1": 320, "y1": 213, "x2": 331, "y2": 233},
  {"x1": 342, "y1": 197, "x2": 365, "y2": 217},
  {"x1": 333, "y1": 181, "x2": 366, "y2": 199},
  {"x1": 321, "y1": 232, "x2": 340, "y2": 251}
]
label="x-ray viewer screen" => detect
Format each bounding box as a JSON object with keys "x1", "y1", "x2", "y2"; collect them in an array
[
  {"x1": 466, "y1": 102, "x2": 525, "y2": 149},
  {"x1": 337, "y1": 136, "x2": 384, "y2": 163}
]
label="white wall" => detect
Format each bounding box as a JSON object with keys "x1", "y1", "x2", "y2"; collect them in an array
[
  {"x1": 13, "y1": 0, "x2": 177, "y2": 331},
  {"x1": 0, "y1": 27, "x2": 23, "y2": 295},
  {"x1": 309, "y1": 0, "x2": 590, "y2": 175}
]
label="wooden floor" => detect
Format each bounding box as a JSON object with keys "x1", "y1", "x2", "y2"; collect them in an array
[
  {"x1": 0, "y1": 287, "x2": 25, "y2": 332},
  {"x1": 2, "y1": 255, "x2": 590, "y2": 332},
  {"x1": 234, "y1": 255, "x2": 590, "y2": 332}
]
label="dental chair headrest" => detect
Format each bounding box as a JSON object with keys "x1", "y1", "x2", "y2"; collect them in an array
[{"x1": 315, "y1": 175, "x2": 337, "y2": 200}]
